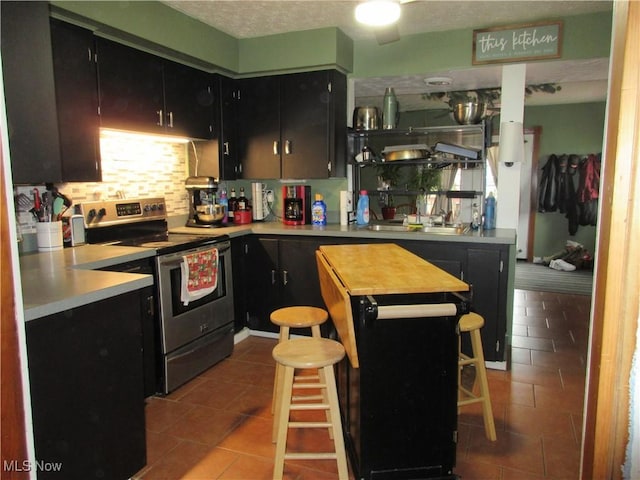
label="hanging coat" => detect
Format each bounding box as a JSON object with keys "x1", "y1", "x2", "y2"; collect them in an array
[
  {"x1": 565, "y1": 155, "x2": 580, "y2": 235},
  {"x1": 538, "y1": 154, "x2": 559, "y2": 212},
  {"x1": 577, "y1": 153, "x2": 601, "y2": 226}
]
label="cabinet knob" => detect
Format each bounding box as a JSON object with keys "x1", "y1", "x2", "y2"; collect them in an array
[
  {"x1": 223, "y1": 142, "x2": 230, "y2": 156},
  {"x1": 282, "y1": 270, "x2": 288, "y2": 286},
  {"x1": 167, "y1": 111, "x2": 174, "y2": 128},
  {"x1": 284, "y1": 140, "x2": 292, "y2": 155},
  {"x1": 156, "y1": 110, "x2": 163, "y2": 127},
  {"x1": 273, "y1": 141, "x2": 279, "y2": 156}
]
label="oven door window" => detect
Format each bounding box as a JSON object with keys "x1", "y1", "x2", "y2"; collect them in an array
[{"x1": 169, "y1": 255, "x2": 227, "y2": 316}]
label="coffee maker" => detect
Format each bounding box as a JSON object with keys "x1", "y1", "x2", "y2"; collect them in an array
[
  {"x1": 282, "y1": 185, "x2": 311, "y2": 225},
  {"x1": 185, "y1": 176, "x2": 223, "y2": 227}
]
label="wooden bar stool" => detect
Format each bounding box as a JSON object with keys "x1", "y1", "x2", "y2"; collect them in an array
[
  {"x1": 270, "y1": 306, "x2": 328, "y2": 343},
  {"x1": 458, "y1": 312, "x2": 497, "y2": 441},
  {"x1": 270, "y1": 306, "x2": 329, "y2": 439},
  {"x1": 272, "y1": 337, "x2": 349, "y2": 480}
]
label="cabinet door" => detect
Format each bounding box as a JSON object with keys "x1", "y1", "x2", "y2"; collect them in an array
[
  {"x1": 50, "y1": 19, "x2": 101, "y2": 182},
  {"x1": 245, "y1": 237, "x2": 281, "y2": 332},
  {"x1": 1, "y1": 1, "x2": 62, "y2": 184},
  {"x1": 465, "y1": 247, "x2": 506, "y2": 361},
  {"x1": 25, "y1": 291, "x2": 146, "y2": 479},
  {"x1": 278, "y1": 237, "x2": 325, "y2": 308},
  {"x1": 219, "y1": 75, "x2": 239, "y2": 179},
  {"x1": 163, "y1": 59, "x2": 213, "y2": 139},
  {"x1": 280, "y1": 71, "x2": 332, "y2": 179},
  {"x1": 97, "y1": 38, "x2": 164, "y2": 133},
  {"x1": 231, "y1": 238, "x2": 248, "y2": 332},
  {"x1": 237, "y1": 76, "x2": 281, "y2": 178}
]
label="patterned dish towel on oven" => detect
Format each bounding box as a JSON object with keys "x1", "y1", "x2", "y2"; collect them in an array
[{"x1": 180, "y1": 248, "x2": 218, "y2": 305}]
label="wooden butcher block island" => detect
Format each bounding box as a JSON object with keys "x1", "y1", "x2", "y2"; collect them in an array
[{"x1": 317, "y1": 244, "x2": 470, "y2": 480}]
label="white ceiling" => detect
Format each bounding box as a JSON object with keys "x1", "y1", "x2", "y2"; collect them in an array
[{"x1": 162, "y1": 0, "x2": 614, "y2": 110}]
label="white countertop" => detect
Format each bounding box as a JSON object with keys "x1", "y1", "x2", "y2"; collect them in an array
[{"x1": 20, "y1": 245, "x2": 155, "y2": 321}]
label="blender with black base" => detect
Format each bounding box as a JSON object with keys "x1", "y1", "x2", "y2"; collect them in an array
[{"x1": 185, "y1": 176, "x2": 224, "y2": 227}]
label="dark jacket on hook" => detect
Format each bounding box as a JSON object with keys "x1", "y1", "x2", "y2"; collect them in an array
[{"x1": 538, "y1": 154, "x2": 559, "y2": 212}]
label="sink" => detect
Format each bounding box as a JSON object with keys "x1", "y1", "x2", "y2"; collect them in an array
[{"x1": 367, "y1": 224, "x2": 466, "y2": 235}]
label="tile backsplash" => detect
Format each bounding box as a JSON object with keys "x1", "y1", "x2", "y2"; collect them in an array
[{"x1": 15, "y1": 130, "x2": 192, "y2": 234}]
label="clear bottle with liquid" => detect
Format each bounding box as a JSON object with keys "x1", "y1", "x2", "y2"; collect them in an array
[{"x1": 471, "y1": 203, "x2": 480, "y2": 230}]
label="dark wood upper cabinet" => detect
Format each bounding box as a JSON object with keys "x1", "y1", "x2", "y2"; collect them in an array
[
  {"x1": 237, "y1": 75, "x2": 281, "y2": 178},
  {"x1": 1, "y1": 1, "x2": 63, "y2": 184},
  {"x1": 97, "y1": 38, "x2": 214, "y2": 139},
  {"x1": 50, "y1": 18, "x2": 101, "y2": 182},
  {"x1": 218, "y1": 75, "x2": 240, "y2": 179},
  {"x1": 1, "y1": 2, "x2": 101, "y2": 184},
  {"x1": 162, "y1": 59, "x2": 213, "y2": 139},
  {"x1": 96, "y1": 38, "x2": 165, "y2": 134},
  {"x1": 237, "y1": 70, "x2": 346, "y2": 180}
]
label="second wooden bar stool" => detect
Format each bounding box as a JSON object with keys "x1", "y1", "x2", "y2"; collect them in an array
[
  {"x1": 272, "y1": 337, "x2": 349, "y2": 480},
  {"x1": 458, "y1": 312, "x2": 497, "y2": 441}
]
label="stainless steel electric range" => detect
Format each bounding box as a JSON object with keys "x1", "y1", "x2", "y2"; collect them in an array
[{"x1": 80, "y1": 197, "x2": 234, "y2": 394}]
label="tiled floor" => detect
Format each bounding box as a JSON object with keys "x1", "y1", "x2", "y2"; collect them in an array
[{"x1": 134, "y1": 289, "x2": 591, "y2": 480}]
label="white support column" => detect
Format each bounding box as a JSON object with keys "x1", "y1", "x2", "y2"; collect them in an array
[{"x1": 496, "y1": 64, "x2": 526, "y2": 230}]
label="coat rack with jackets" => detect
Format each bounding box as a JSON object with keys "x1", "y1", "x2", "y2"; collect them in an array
[{"x1": 538, "y1": 153, "x2": 601, "y2": 235}]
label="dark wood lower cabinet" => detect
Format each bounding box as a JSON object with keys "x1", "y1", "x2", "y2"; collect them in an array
[
  {"x1": 240, "y1": 235, "x2": 509, "y2": 363},
  {"x1": 25, "y1": 290, "x2": 147, "y2": 479},
  {"x1": 243, "y1": 236, "x2": 346, "y2": 333}
]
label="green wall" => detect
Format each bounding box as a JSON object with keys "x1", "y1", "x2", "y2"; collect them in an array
[
  {"x1": 53, "y1": 2, "x2": 612, "y2": 81},
  {"x1": 525, "y1": 102, "x2": 605, "y2": 257},
  {"x1": 238, "y1": 28, "x2": 353, "y2": 75},
  {"x1": 351, "y1": 11, "x2": 612, "y2": 78},
  {"x1": 51, "y1": 1, "x2": 239, "y2": 71}
]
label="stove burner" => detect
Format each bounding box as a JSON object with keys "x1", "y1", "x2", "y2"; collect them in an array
[{"x1": 138, "y1": 241, "x2": 176, "y2": 248}]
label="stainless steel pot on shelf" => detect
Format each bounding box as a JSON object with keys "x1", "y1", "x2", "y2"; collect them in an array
[{"x1": 353, "y1": 106, "x2": 381, "y2": 130}]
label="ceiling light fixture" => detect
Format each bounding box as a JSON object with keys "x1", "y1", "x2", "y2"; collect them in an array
[{"x1": 355, "y1": 0, "x2": 401, "y2": 27}]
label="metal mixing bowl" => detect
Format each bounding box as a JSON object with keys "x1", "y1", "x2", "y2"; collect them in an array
[
  {"x1": 452, "y1": 102, "x2": 486, "y2": 125},
  {"x1": 195, "y1": 204, "x2": 225, "y2": 223}
]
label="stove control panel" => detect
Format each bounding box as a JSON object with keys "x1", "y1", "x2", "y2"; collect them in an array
[{"x1": 80, "y1": 197, "x2": 166, "y2": 228}]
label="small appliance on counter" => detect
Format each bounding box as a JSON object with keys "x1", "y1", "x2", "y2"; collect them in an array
[
  {"x1": 185, "y1": 176, "x2": 224, "y2": 228},
  {"x1": 251, "y1": 182, "x2": 268, "y2": 221},
  {"x1": 282, "y1": 185, "x2": 311, "y2": 225}
]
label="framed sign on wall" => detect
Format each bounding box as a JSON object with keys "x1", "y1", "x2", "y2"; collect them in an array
[{"x1": 473, "y1": 21, "x2": 563, "y2": 65}]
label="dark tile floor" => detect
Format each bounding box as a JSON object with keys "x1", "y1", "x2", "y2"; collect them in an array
[{"x1": 134, "y1": 289, "x2": 591, "y2": 479}]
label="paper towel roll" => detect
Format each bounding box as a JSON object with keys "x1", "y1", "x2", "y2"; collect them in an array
[
  {"x1": 498, "y1": 121, "x2": 524, "y2": 165},
  {"x1": 340, "y1": 191, "x2": 353, "y2": 226}
]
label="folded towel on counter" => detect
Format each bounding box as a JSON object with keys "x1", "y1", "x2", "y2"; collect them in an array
[{"x1": 180, "y1": 248, "x2": 218, "y2": 305}]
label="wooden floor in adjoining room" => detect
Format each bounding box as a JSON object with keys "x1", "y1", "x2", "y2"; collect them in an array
[{"x1": 134, "y1": 288, "x2": 590, "y2": 480}]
